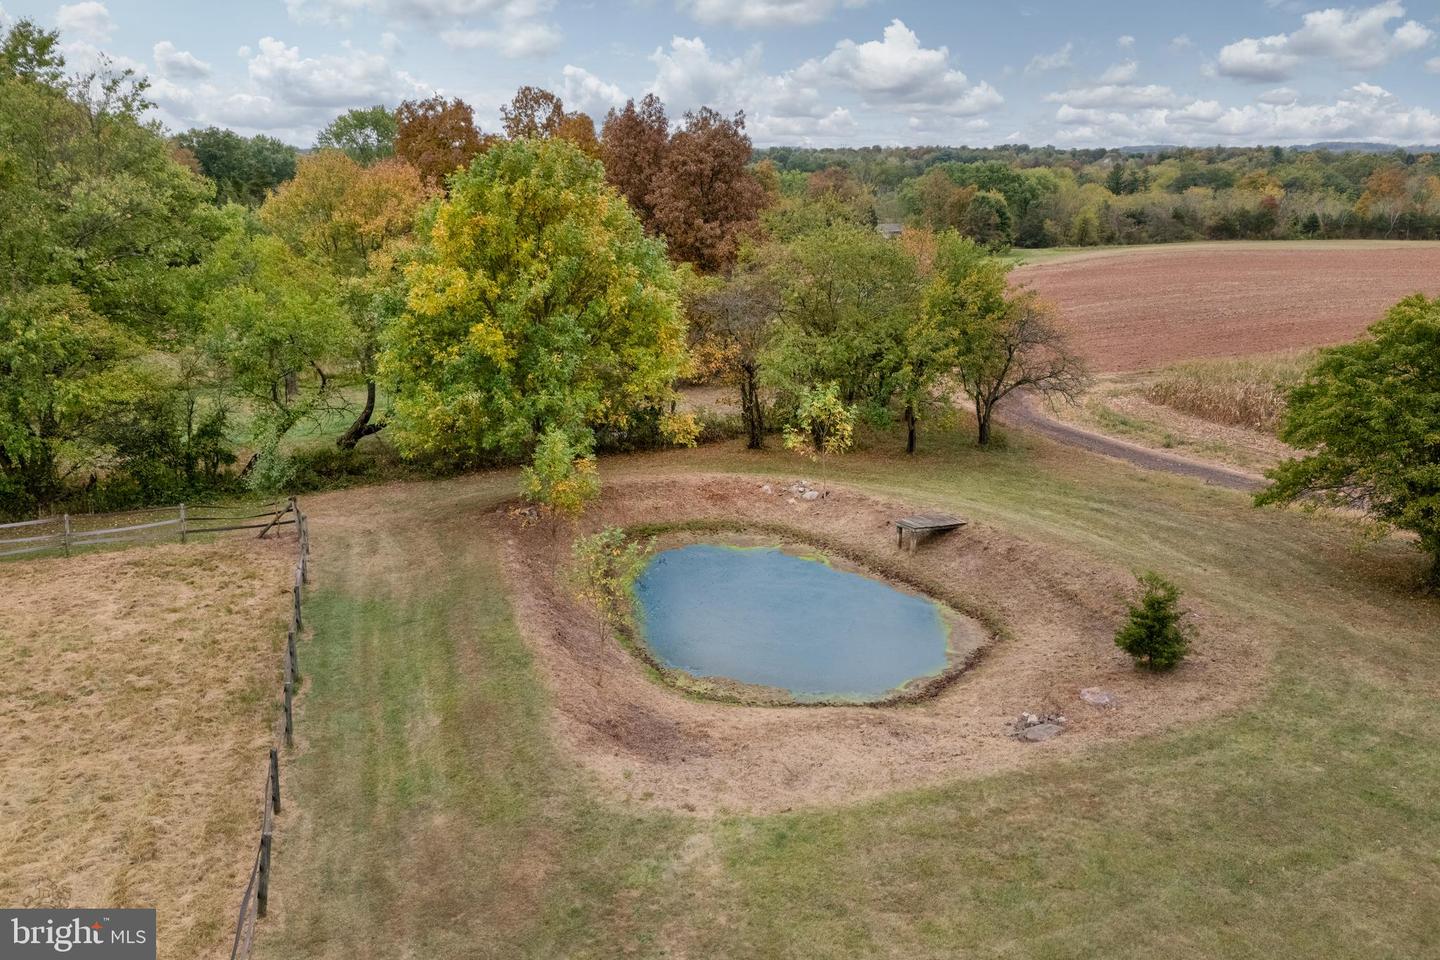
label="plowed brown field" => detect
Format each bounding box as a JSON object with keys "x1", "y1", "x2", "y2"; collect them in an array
[{"x1": 1014, "y1": 241, "x2": 1440, "y2": 372}]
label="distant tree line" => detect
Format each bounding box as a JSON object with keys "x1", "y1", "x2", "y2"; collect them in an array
[{"x1": 758, "y1": 145, "x2": 1440, "y2": 246}]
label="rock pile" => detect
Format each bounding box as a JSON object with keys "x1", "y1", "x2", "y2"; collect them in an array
[
  {"x1": 1012, "y1": 711, "x2": 1067, "y2": 742},
  {"x1": 759, "y1": 480, "x2": 828, "y2": 504}
]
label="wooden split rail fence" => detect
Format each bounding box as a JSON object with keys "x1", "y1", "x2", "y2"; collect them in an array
[
  {"x1": 230, "y1": 500, "x2": 310, "y2": 960},
  {"x1": 0, "y1": 500, "x2": 299, "y2": 559}
]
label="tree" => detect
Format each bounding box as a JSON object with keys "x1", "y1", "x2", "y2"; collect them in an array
[
  {"x1": 763, "y1": 224, "x2": 923, "y2": 426},
  {"x1": 521, "y1": 427, "x2": 600, "y2": 522},
  {"x1": 687, "y1": 264, "x2": 781, "y2": 448},
  {"x1": 1114, "y1": 573, "x2": 1190, "y2": 670},
  {"x1": 649, "y1": 107, "x2": 767, "y2": 272},
  {"x1": 554, "y1": 111, "x2": 601, "y2": 158},
  {"x1": 782, "y1": 383, "x2": 856, "y2": 489},
  {"x1": 175, "y1": 127, "x2": 298, "y2": 206},
  {"x1": 0, "y1": 29, "x2": 223, "y2": 512},
  {"x1": 200, "y1": 214, "x2": 353, "y2": 490},
  {"x1": 315, "y1": 105, "x2": 397, "y2": 165},
  {"x1": 501, "y1": 85, "x2": 566, "y2": 140},
  {"x1": 0, "y1": 17, "x2": 64, "y2": 83},
  {"x1": 1256, "y1": 295, "x2": 1440, "y2": 586},
  {"x1": 928, "y1": 242, "x2": 1087, "y2": 445},
  {"x1": 602, "y1": 94, "x2": 670, "y2": 228},
  {"x1": 380, "y1": 137, "x2": 689, "y2": 480},
  {"x1": 395, "y1": 95, "x2": 490, "y2": 188},
  {"x1": 261, "y1": 151, "x2": 433, "y2": 447},
  {"x1": 571, "y1": 527, "x2": 654, "y2": 661}
]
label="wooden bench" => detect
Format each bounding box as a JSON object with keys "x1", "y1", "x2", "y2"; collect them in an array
[{"x1": 895, "y1": 514, "x2": 967, "y2": 552}]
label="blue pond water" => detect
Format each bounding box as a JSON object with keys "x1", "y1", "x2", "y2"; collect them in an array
[{"x1": 633, "y1": 544, "x2": 950, "y2": 701}]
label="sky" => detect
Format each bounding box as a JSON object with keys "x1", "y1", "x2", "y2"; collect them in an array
[{"x1": 4, "y1": 0, "x2": 1440, "y2": 148}]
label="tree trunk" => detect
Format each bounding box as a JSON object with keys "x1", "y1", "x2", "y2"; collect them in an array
[
  {"x1": 337, "y1": 379, "x2": 384, "y2": 450},
  {"x1": 976, "y1": 405, "x2": 992, "y2": 446},
  {"x1": 904, "y1": 402, "x2": 917, "y2": 455},
  {"x1": 740, "y1": 365, "x2": 764, "y2": 450}
]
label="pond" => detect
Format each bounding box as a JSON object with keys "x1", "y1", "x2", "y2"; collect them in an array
[{"x1": 632, "y1": 543, "x2": 958, "y2": 703}]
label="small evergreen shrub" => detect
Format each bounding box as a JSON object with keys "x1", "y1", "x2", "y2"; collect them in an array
[{"x1": 1114, "y1": 572, "x2": 1190, "y2": 670}]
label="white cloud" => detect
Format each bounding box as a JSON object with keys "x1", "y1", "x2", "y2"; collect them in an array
[
  {"x1": 1216, "y1": 36, "x2": 1299, "y2": 82},
  {"x1": 1117, "y1": 34, "x2": 1135, "y2": 49},
  {"x1": 560, "y1": 64, "x2": 627, "y2": 117},
  {"x1": 152, "y1": 41, "x2": 212, "y2": 80},
  {"x1": 648, "y1": 36, "x2": 762, "y2": 114},
  {"x1": 285, "y1": 0, "x2": 561, "y2": 57},
  {"x1": 679, "y1": 0, "x2": 871, "y2": 28},
  {"x1": 148, "y1": 35, "x2": 431, "y2": 143},
  {"x1": 56, "y1": 1, "x2": 113, "y2": 43},
  {"x1": 441, "y1": 20, "x2": 562, "y2": 57},
  {"x1": 1217, "y1": 1, "x2": 1434, "y2": 81},
  {"x1": 1257, "y1": 86, "x2": 1299, "y2": 105},
  {"x1": 1025, "y1": 42, "x2": 1073, "y2": 74},
  {"x1": 1047, "y1": 82, "x2": 1180, "y2": 110},
  {"x1": 1050, "y1": 81, "x2": 1440, "y2": 147},
  {"x1": 1098, "y1": 60, "x2": 1139, "y2": 84},
  {"x1": 1171, "y1": 34, "x2": 1194, "y2": 49},
  {"x1": 798, "y1": 19, "x2": 1003, "y2": 115},
  {"x1": 1426, "y1": 56, "x2": 1440, "y2": 73}
]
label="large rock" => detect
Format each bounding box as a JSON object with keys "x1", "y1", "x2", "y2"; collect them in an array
[
  {"x1": 1079, "y1": 688, "x2": 1117, "y2": 707},
  {"x1": 1020, "y1": 722, "x2": 1064, "y2": 743}
]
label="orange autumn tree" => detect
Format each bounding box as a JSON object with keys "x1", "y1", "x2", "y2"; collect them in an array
[{"x1": 261, "y1": 151, "x2": 435, "y2": 447}]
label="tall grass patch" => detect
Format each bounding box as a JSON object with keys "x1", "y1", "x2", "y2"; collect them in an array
[{"x1": 1144, "y1": 353, "x2": 1311, "y2": 432}]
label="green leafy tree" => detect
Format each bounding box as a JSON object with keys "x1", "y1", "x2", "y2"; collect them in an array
[
  {"x1": 175, "y1": 126, "x2": 298, "y2": 206},
  {"x1": 783, "y1": 383, "x2": 856, "y2": 489},
  {"x1": 381, "y1": 137, "x2": 689, "y2": 482},
  {"x1": 1114, "y1": 573, "x2": 1190, "y2": 670},
  {"x1": 927, "y1": 235, "x2": 1087, "y2": 445},
  {"x1": 261, "y1": 151, "x2": 433, "y2": 447},
  {"x1": 1257, "y1": 294, "x2": 1440, "y2": 585},
  {"x1": 763, "y1": 224, "x2": 923, "y2": 425},
  {"x1": 200, "y1": 213, "x2": 352, "y2": 490},
  {"x1": 0, "y1": 26, "x2": 223, "y2": 513},
  {"x1": 522, "y1": 427, "x2": 601, "y2": 521},
  {"x1": 571, "y1": 527, "x2": 654, "y2": 658},
  {"x1": 315, "y1": 105, "x2": 397, "y2": 165}
]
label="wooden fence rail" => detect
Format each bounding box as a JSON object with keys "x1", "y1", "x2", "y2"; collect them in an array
[
  {"x1": 230, "y1": 501, "x2": 309, "y2": 960},
  {"x1": 0, "y1": 500, "x2": 293, "y2": 559}
]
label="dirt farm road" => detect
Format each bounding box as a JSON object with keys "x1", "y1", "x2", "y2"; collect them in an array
[{"x1": 1001, "y1": 392, "x2": 1266, "y2": 493}]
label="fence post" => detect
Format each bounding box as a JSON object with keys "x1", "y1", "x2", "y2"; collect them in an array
[
  {"x1": 283, "y1": 681, "x2": 294, "y2": 749},
  {"x1": 256, "y1": 833, "x2": 272, "y2": 918},
  {"x1": 62, "y1": 514, "x2": 71, "y2": 557},
  {"x1": 179, "y1": 503, "x2": 187, "y2": 544},
  {"x1": 293, "y1": 568, "x2": 303, "y2": 634},
  {"x1": 286, "y1": 627, "x2": 298, "y2": 686},
  {"x1": 269, "y1": 747, "x2": 281, "y2": 815}
]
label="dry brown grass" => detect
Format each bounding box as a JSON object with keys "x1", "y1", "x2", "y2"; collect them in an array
[
  {"x1": 1143, "y1": 352, "x2": 1312, "y2": 432},
  {"x1": 0, "y1": 536, "x2": 294, "y2": 960}
]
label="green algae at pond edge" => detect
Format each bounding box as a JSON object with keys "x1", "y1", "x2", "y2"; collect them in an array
[{"x1": 632, "y1": 543, "x2": 975, "y2": 704}]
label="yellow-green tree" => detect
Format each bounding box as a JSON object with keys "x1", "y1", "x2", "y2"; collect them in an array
[
  {"x1": 381, "y1": 137, "x2": 689, "y2": 482},
  {"x1": 261, "y1": 151, "x2": 434, "y2": 447}
]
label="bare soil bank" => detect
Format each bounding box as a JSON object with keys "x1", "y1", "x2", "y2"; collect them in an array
[{"x1": 498, "y1": 474, "x2": 1267, "y2": 814}]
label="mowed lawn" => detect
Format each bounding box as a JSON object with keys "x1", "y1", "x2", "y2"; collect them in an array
[{"x1": 257, "y1": 426, "x2": 1440, "y2": 960}]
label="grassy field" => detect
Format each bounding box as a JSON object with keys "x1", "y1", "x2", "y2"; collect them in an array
[
  {"x1": 0, "y1": 537, "x2": 294, "y2": 960},
  {"x1": 253, "y1": 422, "x2": 1440, "y2": 960}
]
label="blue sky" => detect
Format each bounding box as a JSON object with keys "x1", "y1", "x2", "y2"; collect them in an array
[{"x1": 5, "y1": 0, "x2": 1440, "y2": 147}]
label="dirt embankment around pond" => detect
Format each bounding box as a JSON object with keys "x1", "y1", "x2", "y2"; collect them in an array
[{"x1": 497, "y1": 474, "x2": 1268, "y2": 814}]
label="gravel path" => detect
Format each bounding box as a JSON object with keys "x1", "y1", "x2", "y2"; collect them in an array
[{"x1": 1001, "y1": 392, "x2": 1267, "y2": 493}]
